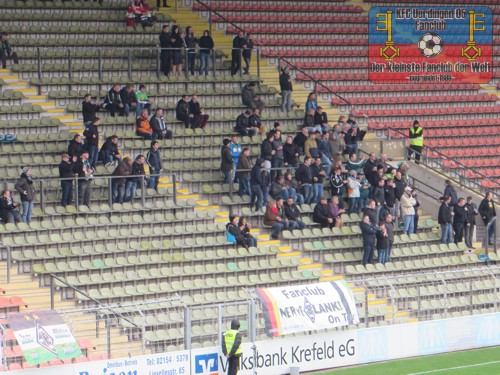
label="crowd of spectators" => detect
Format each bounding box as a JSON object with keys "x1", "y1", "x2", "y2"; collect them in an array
[
  {"x1": 158, "y1": 24, "x2": 215, "y2": 77},
  {"x1": 438, "y1": 182, "x2": 495, "y2": 248},
  {"x1": 59, "y1": 116, "x2": 164, "y2": 207},
  {"x1": 222, "y1": 100, "x2": 423, "y2": 248}
]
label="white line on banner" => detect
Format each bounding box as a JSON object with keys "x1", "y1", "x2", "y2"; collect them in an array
[{"x1": 407, "y1": 360, "x2": 500, "y2": 375}]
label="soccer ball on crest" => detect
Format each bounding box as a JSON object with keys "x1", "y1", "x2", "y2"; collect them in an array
[{"x1": 418, "y1": 33, "x2": 444, "y2": 58}]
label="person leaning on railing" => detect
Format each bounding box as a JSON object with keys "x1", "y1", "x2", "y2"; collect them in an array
[{"x1": 479, "y1": 192, "x2": 496, "y2": 246}]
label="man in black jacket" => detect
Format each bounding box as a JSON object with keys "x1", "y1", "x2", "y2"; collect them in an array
[
  {"x1": 81, "y1": 94, "x2": 100, "y2": 125},
  {"x1": 241, "y1": 82, "x2": 265, "y2": 112},
  {"x1": 221, "y1": 138, "x2": 233, "y2": 184},
  {"x1": 295, "y1": 157, "x2": 314, "y2": 204},
  {"x1": 68, "y1": 134, "x2": 84, "y2": 161},
  {"x1": 150, "y1": 108, "x2": 172, "y2": 140},
  {"x1": 119, "y1": 84, "x2": 137, "y2": 117},
  {"x1": 284, "y1": 196, "x2": 306, "y2": 230},
  {"x1": 83, "y1": 117, "x2": 100, "y2": 169},
  {"x1": 283, "y1": 135, "x2": 300, "y2": 168},
  {"x1": 360, "y1": 215, "x2": 378, "y2": 266},
  {"x1": 125, "y1": 155, "x2": 146, "y2": 202},
  {"x1": 234, "y1": 110, "x2": 254, "y2": 137},
  {"x1": 159, "y1": 25, "x2": 171, "y2": 76},
  {"x1": 188, "y1": 95, "x2": 209, "y2": 129},
  {"x1": 271, "y1": 130, "x2": 284, "y2": 179},
  {"x1": 313, "y1": 196, "x2": 334, "y2": 228},
  {"x1": 310, "y1": 156, "x2": 326, "y2": 204},
  {"x1": 103, "y1": 84, "x2": 124, "y2": 117},
  {"x1": 384, "y1": 178, "x2": 397, "y2": 214},
  {"x1": 363, "y1": 152, "x2": 378, "y2": 187},
  {"x1": 453, "y1": 198, "x2": 468, "y2": 244},
  {"x1": 464, "y1": 196, "x2": 478, "y2": 248},
  {"x1": 146, "y1": 141, "x2": 163, "y2": 190},
  {"x1": 175, "y1": 95, "x2": 190, "y2": 128},
  {"x1": 329, "y1": 167, "x2": 347, "y2": 208},
  {"x1": 260, "y1": 132, "x2": 275, "y2": 163},
  {"x1": 73, "y1": 151, "x2": 94, "y2": 206},
  {"x1": 293, "y1": 128, "x2": 309, "y2": 155},
  {"x1": 279, "y1": 66, "x2": 293, "y2": 112},
  {"x1": 248, "y1": 108, "x2": 265, "y2": 136},
  {"x1": 230, "y1": 31, "x2": 245, "y2": 76},
  {"x1": 393, "y1": 170, "x2": 406, "y2": 219},
  {"x1": 0, "y1": 32, "x2": 18, "y2": 69},
  {"x1": 99, "y1": 135, "x2": 121, "y2": 167},
  {"x1": 444, "y1": 180, "x2": 458, "y2": 209},
  {"x1": 478, "y1": 192, "x2": 496, "y2": 246},
  {"x1": 15, "y1": 167, "x2": 35, "y2": 223},
  {"x1": 438, "y1": 196, "x2": 453, "y2": 244},
  {"x1": 59, "y1": 154, "x2": 74, "y2": 207}
]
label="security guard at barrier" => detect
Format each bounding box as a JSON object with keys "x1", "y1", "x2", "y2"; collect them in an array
[
  {"x1": 408, "y1": 120, "x2": 424, "y2": 164},
  {"x1": 222, "y1": 319, "x2": 242, "y2": 375}
]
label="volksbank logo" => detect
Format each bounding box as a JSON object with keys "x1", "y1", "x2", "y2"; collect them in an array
[
  {"x1": 194, "y1": 353, "x2": 218, "y2": 375},
  {"x1": 419, "y1": 322, "x2": 446, "y2": 354},
  {"x1": 477, "y1": 315, "x2": 500, "y2": 346},
  {"x1": 358, "y1": 328, "x2": 387, "y2": 362}
]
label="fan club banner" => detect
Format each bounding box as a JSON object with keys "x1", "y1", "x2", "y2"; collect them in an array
[
  {"x1": 6, "y1": 311, "x2": 82, "y2": 365},
  {"x1": 369, "y1": 6, "x2": 492, "y2": 83},
  {"x1": 256, "y1": 281, "x2": 359, "y2": 336}
]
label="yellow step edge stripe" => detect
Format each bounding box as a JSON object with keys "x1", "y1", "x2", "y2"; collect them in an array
[
  {"x1": 277, "y1": 251, "x2": 302, "y2": 258},
  {"x1": 195, "y1": 199, "x2": 210, "y2": 206},
  {"x1": 259, "y1": 240, "x2": 281, "y2": 246},
  {"x1": 298, "y1": 263, "x2": 323, "y2": 270},
  {"x1": 320, "y1": 275, "x2": 345, "y2": 282},
  {"x1": 195, "y1": 205, "x2": 219, "y2": 211}
]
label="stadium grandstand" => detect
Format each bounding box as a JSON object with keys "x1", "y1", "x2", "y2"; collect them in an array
[{"x1": 0, "y1": 0, "x2": 499, "y2": 374}]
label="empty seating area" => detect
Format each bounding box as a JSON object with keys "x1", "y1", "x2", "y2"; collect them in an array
[{"x1": 201, "y1": 0, "x2": 500, "y2": 180}]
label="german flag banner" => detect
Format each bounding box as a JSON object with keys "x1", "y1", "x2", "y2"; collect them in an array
[
  {"x1": 6, "y1": 311, "x2": 82, "y2": 365},
  {"x1": 369, "y1": 6, "x2": 493, "y2": 84},
  {"x1": 256, "y1": 281, "x2": 359, "y2": 337}
]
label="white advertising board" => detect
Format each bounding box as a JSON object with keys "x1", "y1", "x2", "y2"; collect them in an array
[{"x1": 8, "y1": 313, "x2": 500, "y2": 375}]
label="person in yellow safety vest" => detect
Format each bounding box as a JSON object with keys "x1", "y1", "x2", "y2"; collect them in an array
[
  {"x1": 222, "y1": 319, "x2": 242, "y2": 375},
  {"x1": 408, "y1": 120, "x2": 424, "y2": 164}
]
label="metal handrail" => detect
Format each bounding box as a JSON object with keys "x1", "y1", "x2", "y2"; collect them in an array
[
  {"x1": 26, "y1": 45, "x2": 261, "y2": 84},
  {"x1": 485, "y1": 217, "x2": 497, "y2": 259},
  {"x1": 194, "y1": 0, "x2": 245, "y2": 35},
  {"x1": 385, "y1": 126, "x2": 500, "y2": 199},
  {"x1": 1, "y1": 171, "x2": 175, "y2": 211},
  {"x1": 278, "y1": 56, "x2": 352, "y2": 108}
]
